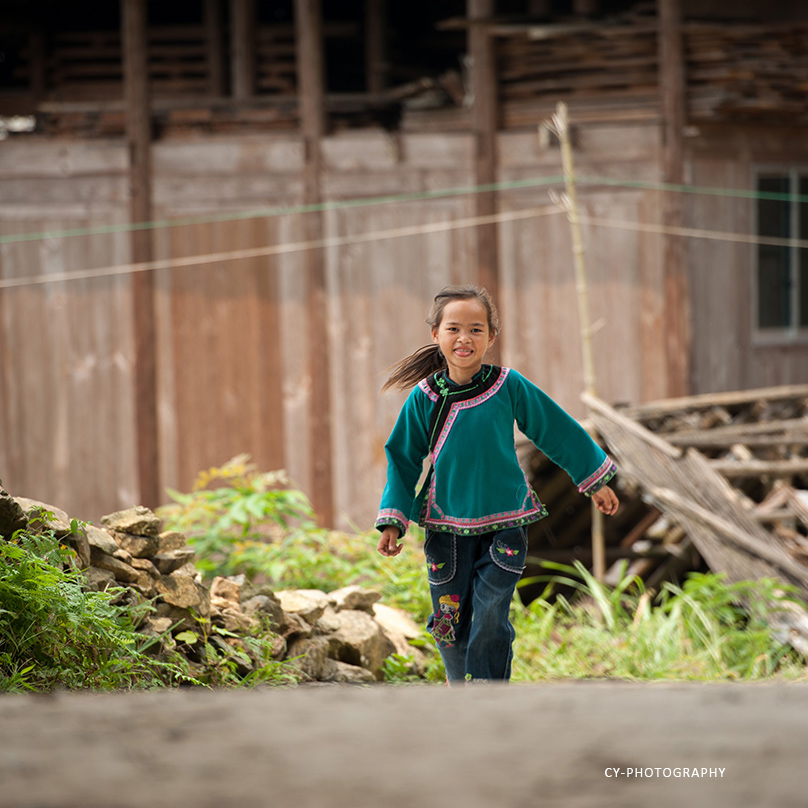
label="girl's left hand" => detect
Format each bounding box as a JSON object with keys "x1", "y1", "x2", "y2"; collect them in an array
[{"x1": 591, "y1": 485, "x2": 619, "y2": 516}]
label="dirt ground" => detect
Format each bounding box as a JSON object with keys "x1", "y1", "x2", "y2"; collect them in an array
[{"x1": 1, "y1": 681, "x2": 806, "y2": 808}]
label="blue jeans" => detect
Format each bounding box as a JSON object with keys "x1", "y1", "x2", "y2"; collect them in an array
[{"x1": 424, "y1": 526, "x2": 527, "y2": 683}]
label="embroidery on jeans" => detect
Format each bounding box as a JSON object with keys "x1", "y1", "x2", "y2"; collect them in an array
[
  {"x1": 426, "y1": 557, "x2": 446, "y2": 573},
  {"x1": 431, "y1": 593, "x2": 460, "y2": 647},
  {"x1": 496, "y1": 544, "x2": 518, "y2": 557}
]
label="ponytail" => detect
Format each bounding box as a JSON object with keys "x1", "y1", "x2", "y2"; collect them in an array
[{"x1": 381, "y1": 344, "x2": 446, "y2": 392}]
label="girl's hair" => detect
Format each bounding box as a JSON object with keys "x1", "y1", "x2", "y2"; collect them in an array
[{"x1": 381, "y1": 285, "x2": 500, "y2": 391}]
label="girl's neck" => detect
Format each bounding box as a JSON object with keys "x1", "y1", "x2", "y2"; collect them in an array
[{"x1": 445, "y1": 365, "x2": 482, "y2": 386}]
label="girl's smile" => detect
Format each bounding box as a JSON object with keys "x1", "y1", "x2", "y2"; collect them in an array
[{"x1": 431, "y1": 299, "x2": 496, "y2": 385}]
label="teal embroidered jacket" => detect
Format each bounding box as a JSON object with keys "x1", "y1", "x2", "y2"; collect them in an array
[{"x1": 375, "y1": 366, "x2": 617, "y2": 537}]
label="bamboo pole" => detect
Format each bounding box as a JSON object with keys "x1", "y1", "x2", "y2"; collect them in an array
[{"x1": 548, "y1": 101, "x2": 605, "y2": 580}]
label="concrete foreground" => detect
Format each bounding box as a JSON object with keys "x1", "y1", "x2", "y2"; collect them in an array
[{"x1": 0, "y1": 681, "x2": 806, "y2": 808}]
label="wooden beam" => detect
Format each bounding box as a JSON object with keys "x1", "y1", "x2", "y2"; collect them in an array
[
  {"x1": 29, "y1": 28, "x2": 47, "y2": 102},
  {"x1": 204, "y1": 0, "x2": 226, "y2": 97},
  {"x1": 231, "y1": 0, "x2": 256, "y2": 99},
  {"x1": 365, "y1": 0, "x2": 388, "y2": 94},
  {"x1": 122, "y1": 0, "x2": 159, "y2": 508},
  {"x1": 295, "y1": 0, "x2": 334, "y2": 527},
  {"x1": 658, "y1": 0, "x2": 690, "y2": 397},
  {"x1": 468, "y1": 0, "x2": 500, "y2": 361}
]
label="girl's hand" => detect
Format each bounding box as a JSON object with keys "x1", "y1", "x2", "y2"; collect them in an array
[
  {"x1": 377, "y1": 526, "x2": 404, "y2": 557},
  {"x1": 592, "y1": 485, "x2": 619, "y2": 516}
]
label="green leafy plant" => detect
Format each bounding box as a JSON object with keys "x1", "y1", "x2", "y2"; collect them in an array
[
  {"x1": 0, "y1": 526, "x2": 195, "y2": 692},
  {"x1": 159, "y1": 455, "x2": 319, "y2": 579},
  {"x1": 511, "y1": 562, "x2": 808, "y2": 682}
]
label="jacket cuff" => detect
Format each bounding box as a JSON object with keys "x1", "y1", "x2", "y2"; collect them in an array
[
  {"x1": 375, "y1": 509, "x2": 408, "y2": 537},
  {"x1": 578, "y1": 457, "x2": 617, "y2": 497}
]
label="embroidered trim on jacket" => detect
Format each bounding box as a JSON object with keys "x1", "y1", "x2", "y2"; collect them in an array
[{"x1": 578, "y1": 458, "x2": 618, "y2": 496}]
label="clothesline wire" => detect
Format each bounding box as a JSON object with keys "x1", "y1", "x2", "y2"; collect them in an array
[
  {"x1": 2, "y1": 172, "x2": 807, "y2": 246},
  {"x1": 1, "y1": 201, "x2": 806, "y2": 292}
]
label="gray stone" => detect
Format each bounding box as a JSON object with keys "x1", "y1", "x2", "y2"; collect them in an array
[
  {"x1": 132, "y1": 573, "x2": 157, "y2": 599},
  {"x1": 82, "y1": 566, "x2": 117, "y2": 591},
  {"x1": 14, "y1": 498, "x2": 71, "y2": 537},
  {"x1": 328, "y1": 585, "x2": 382, "y2": 614},
  {"x1": 112, "y1": 531, "x2": 160, "y2": 559},
  {"x1": 155, "y1": 574, "x2": 210, "y2": 617},
  {"x1": 152, "y1": 603, "x2": 198, "y2": 632},
  {"x1": 328, "y1": 609, "x2": 396, "y2": 679},
  {"x1": 314, "y1": 605, "x2": 342, "y2": 635},
  {"x1": 89, "y1": 549, "x2": 140, "y2": 583},
  {"x1": 63, "y1": 528, "x2": 91, "y2": 569},
  {"x1": 145, "y1": 616, "x2": 174, "y2": 635},
  {"x1": 242, "y1": 595, "x2": 285, "y2": 629},
  {"x1": 130, "y1": 557, "x2": 159, "y2": 578},
  {"x1": 210, "y1": 576, "x2": 242, "y2": 605},
  {"x1": 373, "y1": 603, "x2": 423, "y2": 640},
  {"x1": 152, "y1": 548, "x2": 195, "y2": 575},
  {"x1": 101, "y1": 506, "x2": 161, "y2": 536},
  {"x1": 323, "y1": 660, "x2": 376, "y2": 684},
  {"x1": 112, "y1": 547, "x2": 134, "y2": 565},
  {"x1": 277, "y1": 589, "x2": 329, "y2": 625},
  {"x1": 0, "y1": 489, "x2": 28, "y2": 539},
  {"x1": 83, "y1": 524, "x2": 119, "y2": 555},
  {"x1": 157, "y1": 530, "x2": 187, "y2": 552},
  {"x1": 287, "y1": 636, "x2": 333, "y2": 681},
  {"x1": 281, "y1": 612, "x2": 313, "y2": 640}
]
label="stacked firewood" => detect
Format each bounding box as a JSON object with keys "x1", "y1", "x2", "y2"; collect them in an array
[{"x1": 521, "y1": 384, "x2": 808, "y2": 597}]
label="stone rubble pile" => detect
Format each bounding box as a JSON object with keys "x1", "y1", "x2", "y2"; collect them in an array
[{"x1": 0, "y1": 486, "x2": 427, "y2": 683}]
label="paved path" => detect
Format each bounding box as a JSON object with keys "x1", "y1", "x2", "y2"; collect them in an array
[{"x1": 1, "y1": 682, "x2": 806, "y2": 808}]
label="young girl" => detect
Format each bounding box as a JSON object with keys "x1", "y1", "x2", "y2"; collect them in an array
[{"x1": 375, "y1": 285, "x2": 619, "y2": 683}]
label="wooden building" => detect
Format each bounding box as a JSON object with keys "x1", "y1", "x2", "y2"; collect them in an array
[{"x1": 1, "y1": 0, "x2": 807, "y2": 530}]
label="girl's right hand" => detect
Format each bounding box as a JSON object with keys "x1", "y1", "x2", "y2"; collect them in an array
[{"x1": 377, "y1": 526, "x2": 403, "y2": 557}]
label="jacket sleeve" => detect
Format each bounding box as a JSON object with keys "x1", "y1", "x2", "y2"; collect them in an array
[
  {"x1": 509, "y1": 370, "x2": 617, "y2": 497},
  {"x1": 375, "y1": 386, "x2": 431, "y2": 536}
]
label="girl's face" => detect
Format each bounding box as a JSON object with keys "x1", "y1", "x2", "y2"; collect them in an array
[{"x1": 431, "y1": 298, "x2": 496, "y2": 384}]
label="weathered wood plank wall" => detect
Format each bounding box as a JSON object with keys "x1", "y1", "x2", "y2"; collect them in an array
[
  {"x1": 688, "y1": 125, "x2": 808, "y2": 393},
  {"x1": 1, "y1": 123, "x2": 677, "y2": 530}
]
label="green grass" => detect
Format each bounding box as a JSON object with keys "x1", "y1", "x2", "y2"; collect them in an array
[{"x1": 158, "y1": 459, "x2": 808, "y2": 685}]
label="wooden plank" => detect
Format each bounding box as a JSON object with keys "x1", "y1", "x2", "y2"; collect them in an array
[
  {"x1": 468, "y1": 0, "x2": 500, "y2": 362},
  {"x1": 231, "y1": 0, "x2": 256, "y2": 99},
  {"x1": 123, "y1": 0, "x2": 159, "y2": 509},
  {"x1": 621, "y1": 384, "x2": 808, "y2": 419},
  {"x1": 365, "y1": 0, "x2": 388, "y2": 94},
  {"x1": 295, "y1": 0, "x2": 334, "y2": 527},
  {"x1": 658, "y1": 0, "x2": 690, "y2": 398}
]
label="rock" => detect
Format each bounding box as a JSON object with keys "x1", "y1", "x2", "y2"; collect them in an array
[
  {"x1": 373, "y1": 603, "x2": 423, "y2": 641},
  {"x1": 130, "y1": 557, "x2": 159, "y2": 578},
  {"x1": 172, "y1": 562, "x2": 201, "y2": 581},
  {"x1": 281, "y1": 612, "x2": 313, "y2": 640},
  {"x1": 89, "y1": 548, "x2": 139, "y2": 583},
  {"x1": 0, "y1": 489, "x2": 28, "y2": 538},
  {"x1": 328, "y1": 609, "x2": 396, "y2": 680},
  {"x1": 63, "y1": 528, "x2": 91, "y2": 569},
  {"x1": 242, "y1": 595, "x2": 285, "y2": 629},
  {"x1": 146, "y1": 616, "x2": 174, "y2": 635},
  {"x1": 314, "y1": 605, "x2": 342, "y2": 635},
  {"x1": 212, "y1": 605, "x2": 255, "y2": 634},
  {"x1": 112, "y1": 531, "x2": 160, "y2": 559},
  {"x1": 82, "y1": 524, "x2": 119, "y2": 555},
  {"x1": 155, "y1": 574, "x2": 210, "y2": 617},
  {"x1": 112, "y1": 547, "x2": 134, "y2": 565},
  {"x1": 101, "y1": 505, "x2": 161, "y2": 536},
  {"x1": 323, "y1": 660, "x2": 376, "y2": 684},
  {"x1": 82, "y1": 567, "x2": 117, "y2": 591},
  {"x1": 152, "y1": 548, "x2": 195, "y2": 575},
  {"x1": 152, "y1": 603, "x2": 198, "y2": 632},
  {"x1": 132, "y1": 573, "x2": 157, "y2": 599},
  {"x1": 276, "y1": 589, "x2": 329, "y2": 625},
  {"x1": 287, "y1": 636, "x2": 333, "y2": 681},
  {"x1": 210, "y1": 576, "x2": 242, "y2": 605},
  {"x1": 157, "y1": 530, "x2": 187, "y2": 552},
  {"x1": 328, "y1": 585, "x2": 382, "y2": 614},
  {"x1": 14, "y1": 498, "x2": 72, "y2": 537}
]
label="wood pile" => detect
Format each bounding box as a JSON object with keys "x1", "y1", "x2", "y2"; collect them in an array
[
  {"x1": 521, "y1": 384, "x2": 808, "y2": 603},
  {"x1": 495, "y1": 15, "x2": 808, "y2": 129}
]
